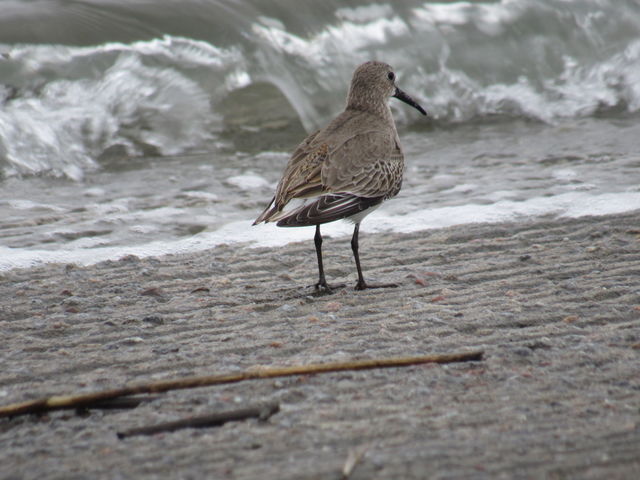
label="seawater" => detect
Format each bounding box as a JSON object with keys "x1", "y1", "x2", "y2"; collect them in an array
[{"x1": 1, "y1": 0, "x2": 639, "y2": 271}]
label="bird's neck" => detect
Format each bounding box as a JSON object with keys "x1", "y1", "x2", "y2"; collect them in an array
[{"x1": 346, "y1": 96, "x2": 394, "y2": 124}]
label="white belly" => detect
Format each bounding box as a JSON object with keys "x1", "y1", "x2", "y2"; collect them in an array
[{"x1": 345, "y1": 203, "x2": 382, "y2": 224}]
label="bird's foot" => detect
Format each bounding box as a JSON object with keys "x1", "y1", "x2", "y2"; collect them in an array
[
  {"x1": 354, "y1": 280, "x2": 398, "y2": 291},
  {"x1": 312, "y1": 280, "x2": 346, "y2": 295}
]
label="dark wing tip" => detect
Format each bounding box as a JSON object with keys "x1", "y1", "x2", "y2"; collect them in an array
[
  {"x1": 254, "y1": 196, "x2": 277, "y2": 225},
  {"x1": 276, "y1": 194, "x2": 384, "y2": 227}
]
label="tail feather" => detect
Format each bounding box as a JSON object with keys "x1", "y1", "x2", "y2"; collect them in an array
[{"x1": 253, "y1": 196, "x2": 276, "y2": 225}]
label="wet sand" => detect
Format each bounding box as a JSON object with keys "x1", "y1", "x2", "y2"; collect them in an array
[{"x1": 1, "y1": 211, "x2": 639, "y2": 479}]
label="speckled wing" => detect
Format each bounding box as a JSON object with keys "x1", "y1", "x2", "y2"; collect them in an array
[
  {"x1": 273, "y1": 130, "x2": 403, "y2": 226},
  {"x1": 254, "y1": 129, "x2": 403, "y2": 225},
  {"x1": 322, "y1": 129, "x2": 403, "y2": 199},
  {"x1": 274, "y1": 141, "x2": 328, "y2": 204},
  {"x1": 253, "y1": 130, "x2": 324, "y2": 224}
]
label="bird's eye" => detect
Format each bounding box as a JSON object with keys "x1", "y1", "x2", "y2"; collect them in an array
[{"x1": 388, "y1": 72, "x2": 395, "y2": 81}]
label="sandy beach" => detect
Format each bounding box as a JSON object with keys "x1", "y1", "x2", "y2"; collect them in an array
[{"x1": 1, "y1": 211, "x2": 639, "y2": 479}]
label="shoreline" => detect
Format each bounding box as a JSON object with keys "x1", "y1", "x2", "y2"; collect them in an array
[
  {"x1": 2, "y1": 211, "x2": 640, "y2": 478},
  {"x1": 4, "y1": 189, "x2": 640, "y2": 273}
]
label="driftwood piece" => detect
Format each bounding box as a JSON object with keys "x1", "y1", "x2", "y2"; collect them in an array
[
  {"x1": 117, "y1": 401, "x2": 280, "y2": 439},
  {"x1": 0, "y1": 350, "x2": 483, "y2": 418},
  {"x1": 75, "y1": 395, "x2": 162, "y2": 411}
]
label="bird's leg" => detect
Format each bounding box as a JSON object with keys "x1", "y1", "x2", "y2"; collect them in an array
[
  {"x1": 351, "y1": 223, "x2": 397, "y2": 290},
  {"x1": 314, "y1": 224, "x2": 330, "y2": 291},
  {"x1": 351, "y1": 223, "x2": 367, "y2": 290}
]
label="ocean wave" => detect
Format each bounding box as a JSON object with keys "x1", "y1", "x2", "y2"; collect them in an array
[
  {"x1": 1, "y1": 0, "x2": 639, "y2": 179},
  {"x1": 0, "y1": 37, "x2": 239, "y2": 179}
]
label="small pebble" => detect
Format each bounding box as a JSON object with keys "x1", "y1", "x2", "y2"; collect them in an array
[
  {"x1": 277, "y1": 304, "x2": 295, "y2": 312},
  {"x1": 142, "y1": 315, "x2": 164, "y2": 325}
]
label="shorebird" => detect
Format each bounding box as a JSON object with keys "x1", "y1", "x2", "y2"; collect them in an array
[{"x1": 254, "y1": 61, "x2": 426, "y2": 291}]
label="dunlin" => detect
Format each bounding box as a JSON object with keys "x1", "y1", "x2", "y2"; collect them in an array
[{"x1": 254, "y1": 61, "x2": 426, "y2": 291}]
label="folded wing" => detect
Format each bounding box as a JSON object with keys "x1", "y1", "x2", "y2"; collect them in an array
[{"x1": 254, "y1": 121, "x2": 402, "y2": 226}]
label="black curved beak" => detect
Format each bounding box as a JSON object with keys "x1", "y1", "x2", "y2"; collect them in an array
[{"x1": 393, "y1": 87, "x2": 427, "y2": 116}]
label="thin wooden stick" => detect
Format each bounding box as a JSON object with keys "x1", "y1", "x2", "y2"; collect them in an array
[
  {"x1": 77, "y1": 395, "x2": 162, "y2": 411},
  {"x1": 117, "y1": 401, "x2": 279, "y2": 439},
  {"x1": 0, "y1": 350, "x2": 482, "y2": 418}
]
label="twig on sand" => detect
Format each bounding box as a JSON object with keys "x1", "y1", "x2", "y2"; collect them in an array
[
  {"x1": 117, "y1": 401, "x2": 280, "y2": 439},
  {"x1": 0, "y1": 350, "x2": 483, "y2": 418},
  {"x1": 76, "y1": 395, "x2": 161, "y2": 411}
]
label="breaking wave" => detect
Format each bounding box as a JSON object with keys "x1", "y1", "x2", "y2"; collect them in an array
[{"x1": 1, "y1": 0, "x2": 639, "y2": 178}]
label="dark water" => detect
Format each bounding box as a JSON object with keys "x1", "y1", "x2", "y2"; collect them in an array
[{"x1": 1, "y1": 0, "x2": 639, "y2": 269}]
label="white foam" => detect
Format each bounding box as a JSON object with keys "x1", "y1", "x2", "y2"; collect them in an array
[
  {"x1": 412, "y1": 1, "x2": 520, "y2": 36},
  {"x1": 226, "y1": 173, "x2": 271, "y2": 190},
  {"x1": 181, "y1": 190, "x2": 220, "y2": 201},
  {"x1": 446, "y1": 183, "x2": 477, "y2": 194},
  {"x1": 1, "y1": 191, "x2": 638, "y2": 272},
  {"x1": 370, "y1": 191, "x2": 640, "y2": 234},
  {"x1": 6, "y1": 199, "x2": 65, "y2": 212},
  {"x1": 83, "y1": 187, "x2": 106, "y2": 198},
  {"x1": 129, "y1": 224, "x2": 160, "y2": 234},
  {"x1": 552, "y1": 169, "x2": 578, "y2": 182},
  {"x1": 481, "y1": 190, "x2": 520, "y2": 202},
  {"x1": 252, "y1": 16, "x2": 408, "y2": 60},
  {"x1": 336, "y1": 5, "x2": 395, "y2": 23}
]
